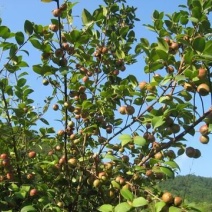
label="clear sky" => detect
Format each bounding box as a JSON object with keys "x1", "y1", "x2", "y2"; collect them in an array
[{"x1": 0, "y1": 0, "x2": 212, "y2": 177}]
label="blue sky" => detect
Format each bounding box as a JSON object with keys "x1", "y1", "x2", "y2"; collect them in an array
[{"x1": 1, "y1": 0, "x2": 212, "y2": 177}]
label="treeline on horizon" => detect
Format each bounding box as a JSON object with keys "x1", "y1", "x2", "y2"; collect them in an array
[{"x1": 158, "y1": 174, "x2": 212, "y2": 211}]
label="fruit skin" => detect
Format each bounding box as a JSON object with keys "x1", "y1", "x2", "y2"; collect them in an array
[
  {"x1": 119, "y1": 106, "x2": 127, "y2": 115},
  {"x1": 185, "y1": 147, "x2": 195, "y2": 158},
  {"x1": 29, "y1": 188, "x2": 38, "y2": 197},
  {"x1": 42, "y1": 79, "x2": 49, "y2": 86},
  {"x1": 28, "y1": 151, "x2": 36, "y2": 158},
  {"x1": 199, "y1": 124, "x2": 208, "y2": 135},
  {"x1": 125, "y1": 105, "x2": 135, "y2": 115},
  {"x1": 93, "y1": 179, "x2": 101, "y2": 188},
  {"x1": 199, "y1": 135, "x2": 209, "y2": 144},
  {"x1": 197, "y1": 83, "x2": 210, "y2": 96},
  {"x1": 52, "y1": 9, "x2": 62, "y2": 17},
  {"x1": 0, "y1": 153, "x2": 8, "y2": 159},
  {"x1": 53, "y1": 104, "x2": 59, "y2": 111},
  {"x1": 162, "y1": 192, "x2": 174, "y2": 204},
  {"x1": 198, "y1": 68, "x2": 207, "y2": 79},
  {"x1": 174, "y1": 196, "x2": 183, "y2": 206},
  {"x1": 49, "y1": 24, "x2": 59, "y2": 32},
  {"x1": 139, "y1": 81, "x2": 147, "y2": 90},
  {"x1": 68, "y1": 158, "x2": 78, "y2": 167}
]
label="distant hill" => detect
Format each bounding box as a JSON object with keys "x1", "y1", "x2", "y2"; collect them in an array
[{"x1": 158, "y1": 174, "x2": 212, "y2": 211}]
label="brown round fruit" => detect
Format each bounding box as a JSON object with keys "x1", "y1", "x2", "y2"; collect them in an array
[
  {"x1": 53, "y1": 104, "x2": 59, "y2": 111},
  {"x1": 199, "y1": 124, "x2": 208, "y2": 135},
  {"x1": 28, "y1": 151, "x2": 36, "y2": 159},
  {"x1": 139, "y1": 81, "x2": 147, "y2": 90},
  {"x1": 193, "y1": 149, "x2": 201, "y2": 158},
  {"x1": 125, "y1": 105, "x2": 135, "y2": 115},
  {"x1": 49, "y1": 24, "x2": 59, "y2": 32},
  {"x1": 162, "y1": 192, "x2": 174, "y2": 204},
  {"x1": 174, "y1": 196, "x2": 183, "y2": 206},
  {"x1": 68, "y1": 158, "x2": 78, "y2": 167},
  {"x1": 52, "y1": 9, "x2": 62, "y2": 17},
  {"x1": 119, "y1": 106, "x2": 127, "y2": 115},
  {"x1": 199, "y1": 135, "x2": 209, "y2": 144},
  {"x1": 185, "y1": 147, "x2": 195, "y2": 158},
  {"x1": 154, "y1": 152, "x2": 163, "y2": 160},
  {"x1": 197, "y1": 83, "x2": 210, "y2": 96}
]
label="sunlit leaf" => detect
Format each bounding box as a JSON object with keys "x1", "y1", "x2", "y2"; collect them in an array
[
  {"x1": 98, "y1": 204, "x2": 113, "y2": 212},
  {"x1": 120, "y1": 188, "x2": 134, "y2": 201},
  {"x1": 132, "y1": 197, "x2": 148, "y2": 207}
]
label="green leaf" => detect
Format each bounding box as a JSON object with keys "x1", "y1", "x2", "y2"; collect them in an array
[
  {"x1": 120, "y1": 188, "x2": 133, "y2": 201},
  {"x1": 111, "y1": 180, "x2": 121, "y2": 189},
  {"x1": 169, "y1": 206, "x2": 182, "y2": 212},
  {"x1": 24, "y1": 20, "x2": 34, "y2": 35},
  {"x1": 21, "y1": 205, "x2": 37, "y2": 212},
  {"x1": 40, "y1": 118, "x2": 49, "y2": 125},
  {"x1": 114, "y1": 202, "x2": 132, "y2": 212},
  {"x1": 82, "y1": 9, "x2": 93, "y2": 26},
  {"x1": 15, "y1": 32, "x2": 25, "y2": 45},
  {"x1": 118, "y1": 134, "x2": 132, "y2": 147},
  {"x1": 132, "y1": 197, "x2": 148, "y2": 207},
  {"x1": 17, "y1": 78, "x2": 27, "y2": 87},
  {"x1": 160, "y1": 166, "x2": 174, "y2": 178},
  {"x1": 152, "y1": 116, "x2": 165, "y2": 129},
  {"x1": 155, "y1": 201, "x2": 166, "y2": 212},
  {"x1": 193, "y1": 37, "x2": 205, "y2": 52},
  {"x1": 0, "y1": 25, "x2": 11, "y2": 39},
  {"x1": 30, "y1": 39, "x2": 42, "y2": 50},
  {"x1": 98, "y1": 204, "x2": 113, "y2": 212},
  {"x1": 164, "y1": 161, "x2": 180, "y2": 170},
  {"x1": 133, "y1": 136, "x2": 146, "y2": 146}
]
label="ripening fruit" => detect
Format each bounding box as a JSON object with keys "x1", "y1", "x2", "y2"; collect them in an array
[
  {"x1": 0, "y1": 153, "x2": 8, "y2": 159},
  {"x1": 93, "y1": 179, "x2": 101, "y2": 188},
  {"x1": 139, "y1": 81, "x2": 147, "y2": 90},
  {"x1": 68, "y1": 158, "x2": 78, "y2": 167},
  {"x1": 53, "y1": 104, "x2": 59, "y2": 111},
  {"x1": 55, "y1": 48, "x2": 64, "y2": 58},
  {"x1": 57, "y1": 130, "x2": 65, "y2": 136},
  {"x1": 52, "y1": 8, "x2": 62, "y2": 17},
  {"x1": 29, "y1": 188, "x2": 38, "y2": 197},
  {"x1": 59, "y1": 58, "x2": 68, "y2": 67},
  {"x1": 169, "y1": 42, "x2": 179, "y2": 54},
  {"x1": 197, "y1": 83, "x2": 210, "y2": 96},
  {"x1": 119, "y1": 106, "x2": 127, "y2": 115},
  {"x1": 162, "y1": 192, "x2": 174, "y2": 204},
  {"x1": 125, "y1": 105, "x2": 135, "y2": 115},
  {"x1": 42, "y1": 79, "x2": 49, "y2": 86},
  {"x1": 199, "y1": 124, "x2": 208, "y2": 135},
  {"x1": 199, "y1": 135, "x2": 209, "y2": 144},
  {"x1": 60, "y1": 3, "x2": 67, "y2": 11},
  {"x1": 49, "y1": 24, "x2": 59, "y2": 32},
  {"x1": 174, "y1": 196, "x2": 183, "y2": 206},
  {"x1": 198, "y1": 68, "x2": 207, "y2": 79},
  {"x1": 193, "y1": 149, "x2": 201, "y2": 159},
  {"x1": 154, "y1": 152, "x2": 163, "y2": 160},
  {"x1": 166, "y1": 66, "x2": 174, "y2": 74},
  {"x1": 171, "y1": 124, "x2": 180, "y2": 134},
  {"x1": 184, "y1": 82, "x2": 194, "y2": 92},
  {"x1": 185, "y1": 147, "x2": 195, "y2": 158},
  {"x1": 106, "y1": 125, "x2": 113, "y2": 134},
  {"x1": 28, "y1": 151, "x2": 36, "y2": 159}
]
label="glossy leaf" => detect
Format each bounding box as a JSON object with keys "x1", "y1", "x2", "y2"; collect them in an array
[
  {"x1": 24, "y1": 20, "x2": 33, "y2": 35},
  {"x1": 21, "y1": 205, "x2": 37, "y2": 212},
  {"x1": 120, "y1": 188, "x2": 133, "y2": 201},
  {"x1": 82, "y1": 9, "x2": 93, "y2": 26},
  {"x1": 114, "y1": 202, "x2": 132, "y2": 212},
  {"x1": 98, "y1": 204, "x2": 113, "y2": 212},
  {"x1": 119, "y1": 134, "x2": 132, "y2": 147},
  {"x1": 132, "y1": 197, "x2": 148, "y2": 207},
  {"x1": 193, "y1": 37, "x2": 205, "y2": 52},
  {"x1": 15, "y1": 32, "x2": 25, "y2": 45},
  {"x1": 133, "y1": 136, "x2": 146, "y2": 146},
  {"x1": 155, "y1": 201, "x2": 166, "y2": 212}
]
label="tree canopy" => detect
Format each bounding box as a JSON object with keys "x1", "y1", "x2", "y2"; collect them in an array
[{"x1": 0, "y1": 0, "x2": 212, "y2": 211}]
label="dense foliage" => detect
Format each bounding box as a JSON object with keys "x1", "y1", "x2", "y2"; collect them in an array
[
  {"x1": 159, "y1": 175, "x2": 212, "y2": 211},
  {"x1": 0, "y1": 0, "x2": 212, "y2": 211}
]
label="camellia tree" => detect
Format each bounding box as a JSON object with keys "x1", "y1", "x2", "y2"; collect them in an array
[{"x1": 0, "y1": 0, "x2": 212, "y2": 211}]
